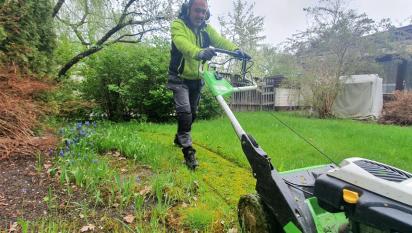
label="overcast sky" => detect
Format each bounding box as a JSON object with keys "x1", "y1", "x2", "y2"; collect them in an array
[{"x1": 207, "y1": 0, "x2": 412, "y2": 46}]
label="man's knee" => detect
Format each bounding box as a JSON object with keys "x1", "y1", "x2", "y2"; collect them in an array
[{"x1": 176, "y1": 103, "x2": 191, "y2": 114}]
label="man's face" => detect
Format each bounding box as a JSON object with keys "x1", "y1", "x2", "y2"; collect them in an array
[{"x1": 189, "y1": 0, "x2": 208, "y2": 28}]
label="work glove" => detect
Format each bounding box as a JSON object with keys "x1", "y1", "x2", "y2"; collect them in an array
[
  {"x1": 234, "y1": 49, "x2": 251, "y2": 60},
  {"x1": 198, "y1": 48, "x2": 217, "y2": 61}
]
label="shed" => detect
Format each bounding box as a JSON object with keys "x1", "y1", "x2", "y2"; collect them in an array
[{"x1": 332, "y1": 74, "x2": 383, "y2": 119}]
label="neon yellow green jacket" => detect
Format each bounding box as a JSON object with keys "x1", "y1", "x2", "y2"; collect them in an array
[{"x1": 168, "y1": 19, "x2": 238, "y2": 80}]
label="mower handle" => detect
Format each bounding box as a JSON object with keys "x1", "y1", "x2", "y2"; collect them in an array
[
  {"x1": 213, "y1": 48, "x2": 251, "y2": 61},
  {"x1": 211, "y1": 48, "x2": 252, "y2": 82}
]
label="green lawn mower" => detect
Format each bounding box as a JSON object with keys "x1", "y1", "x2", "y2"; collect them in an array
[{"x1": 201, "y1": 48, "x2": 412, "y2": 233}]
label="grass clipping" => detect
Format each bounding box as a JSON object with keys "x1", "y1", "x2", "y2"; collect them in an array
[
  {"x1": 0, "y1": 68, "x2": 56, "y2": 159},
  {"x1": 379, "y1": 91, "x2": 412, "y2": 126}
]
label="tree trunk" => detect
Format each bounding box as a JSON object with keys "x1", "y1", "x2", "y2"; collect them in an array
[
  {"x1": 52, "y1": 0, "x2": 65, "y2": 18},
  {"x1": 58, "y1": 46, "x2": 103, "y2": 78}
]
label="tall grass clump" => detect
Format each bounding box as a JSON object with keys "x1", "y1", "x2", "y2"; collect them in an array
[{"x1": 54, "y1": 121, "x2": 138, "y2": 208}]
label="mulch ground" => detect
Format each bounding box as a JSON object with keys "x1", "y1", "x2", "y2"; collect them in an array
[
  {"x1": 0, "y1": 67, "x2": 60, "y2": 230},
  {"x1": 0, "y1": 156, "x2": 56, "y2": 228}
]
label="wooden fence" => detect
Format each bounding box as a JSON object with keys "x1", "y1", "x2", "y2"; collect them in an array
[{"x1": 220, "y1": 73, "x2": 302, "y2": 111}]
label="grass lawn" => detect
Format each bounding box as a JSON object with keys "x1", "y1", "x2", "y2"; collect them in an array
[
  {"x1": 8, "y1": 112, "x2": 411, "y2": 232},
  {"x1": 145, "y1": 111, "x2": 412, "y2": 172}
]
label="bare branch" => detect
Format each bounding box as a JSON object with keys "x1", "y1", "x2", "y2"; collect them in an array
[
  {"x1": 56, "y1": 14, "x2": 90, "y2": 45},
  {"x1": 55, "y1": 1, "x2": 90, "y2": 45},
  {"x1": 118, "y1": 0, "x2": 138, "y2": 24},
  {"x1": 113, "y1": 28, "x2": 160, "y2": 43},
  {"x1": 127, "y1": 16, "x2": 165, "y2": 26},
  {"x1": 124, "y1": 11, "x2": 143, "y2": 17}
]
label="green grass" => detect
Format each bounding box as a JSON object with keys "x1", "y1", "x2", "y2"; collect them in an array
[
  {"x1": 93, "y1": 122, "x2": 253, "y2": 232},
  {"x1": 87, "y1": 111, "x2": 412, "y2": 231},
  {"x1": 9, "y1": 112, "x2": 411, "y2": 232},
  {"x1": 142, "y1": 111, "x2": 412, "y2": 172}
]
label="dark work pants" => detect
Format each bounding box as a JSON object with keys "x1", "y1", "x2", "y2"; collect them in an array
[{"x1": 167, "y1": 75, "x2": 203, "y2": 149}]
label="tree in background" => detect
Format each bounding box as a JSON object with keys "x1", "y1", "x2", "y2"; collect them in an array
[
  {"x1": 253, "y1": 44, "x2": 302, "y2": 78},
  {"x1": 55, "y1": 0, "x2": 180, "y2": 77},
  {"x1": 218, "y1": 0, "x2": 265, "y2": 52},
  {"x1": 287, "y1": 0, "x2": 390, "y2": 118},
  {"x1": 217, "y1": 0, "x2": 267, "y2": 76},
  {"x1": 0, "y1": 0, "x2": 56, "y2": 74}
]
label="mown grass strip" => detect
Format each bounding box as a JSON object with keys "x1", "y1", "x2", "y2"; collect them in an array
[{"x1": 94, "y1": 122, "x2": 255, "y2": 231}]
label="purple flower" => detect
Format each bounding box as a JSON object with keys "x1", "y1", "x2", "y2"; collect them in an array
[
  {"x1": 92, "y1": 122, "x2": 97, "y2": 128},
  {"x1": 58, "y1": 128, "x2": 65, "y2": 135},
  {"x1": 76, "y1": 122, "x2": 83, "y2": 130},
  {"x1": 85, "y1": 121, "x2": 90, "y2": 127},
  {"x1": 59, "y1": 149, "x2": 64, "y2": 157},
  {"x1": 65, "y1": 139, "x2": 71, "y2": 147},
  {"x1": 79, "y1": 129, "x2": 86, "y2": 137},
  {"x1": 48, "y1": 148, "x2": 53, "y2": 156}
]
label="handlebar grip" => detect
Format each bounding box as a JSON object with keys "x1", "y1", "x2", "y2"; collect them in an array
[
  {"x1": 214, "y1": 48, "x2": 251, "y2": 61},
  {"x1": 214, "y1": 48, "x2": 240, "y2": 57}
]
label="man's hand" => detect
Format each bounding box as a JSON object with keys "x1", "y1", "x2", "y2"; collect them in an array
[
  {"x1": 198, "y1": 48, "x2": 217, "y2": 61},
  {"x1": 234, "y1": 49, "x2": 251, "y2": 60}
]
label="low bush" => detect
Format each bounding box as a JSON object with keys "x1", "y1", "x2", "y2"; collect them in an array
[
  {"x1": 197, "y1": 89, "x2": 223, "y2": 120},
  {"x1": 81, "y1": 43, "x2": 173, "y2": 122},
  {"x1": 379, "y1": 91, "x2": 412, "y2": 125},
  {"x1": 80, "y1": 43, "x2": 223, "y2": 122}
]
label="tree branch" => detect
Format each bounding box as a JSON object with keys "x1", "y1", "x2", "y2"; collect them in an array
[
  {"x1": 118, "y1": 0, "x2": 138, "y2": 24},
  {"x1": 57, "y1": 0, "x2": 167, "y2": 78},
  {"x1": 58, "y1": 46, "x2": 104, "y2": 78},
  {"x1": 52, "y1": 0, "x2": 65, "y2": 18},
  {"x1": 113, "y1": 28, "x2": 160, "y2": 44}
]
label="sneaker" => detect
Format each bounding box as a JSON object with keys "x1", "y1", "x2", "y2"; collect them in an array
[
  {"x1": 174, "y1": 134, "x2": 183, "y2": 148},
  {"x1": 182, "y1": 147, "x2": 198, "y2": 170}
]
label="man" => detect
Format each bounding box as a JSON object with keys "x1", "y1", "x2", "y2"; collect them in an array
[{"x1": 168, "y1": 0, "x2": 247, "y2": 170}]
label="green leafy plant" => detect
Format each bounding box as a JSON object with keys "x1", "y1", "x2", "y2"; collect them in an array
[
  {"x1": 197, "y1": 88, "x2": 223, "y2": 120},
  {"x1": 80, "y1": 43, "x2": 173, "y2": 122},
  {"x1": 0, "y1": 0, "x2": 56, "y2": 74}
]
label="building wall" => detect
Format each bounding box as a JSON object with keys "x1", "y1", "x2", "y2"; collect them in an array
[{"x1": 380, "y1": 59, "x2": 412, "y2": 93}]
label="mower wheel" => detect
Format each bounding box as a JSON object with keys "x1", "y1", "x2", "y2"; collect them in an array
[{"x1": 238, "y1": 194, "x2": 282, "y2": 233}]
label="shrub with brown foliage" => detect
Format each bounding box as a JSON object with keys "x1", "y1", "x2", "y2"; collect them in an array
[
  {"x1": 0, "y1": 68, "x2": 57, "y2": 159},
  {"x1": 379, "y1": 91, "x2": 412, "y2": 126}
]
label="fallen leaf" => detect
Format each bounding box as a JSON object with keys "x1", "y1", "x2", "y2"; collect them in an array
[
  {"x1": 139, "y1": 186, "x2": 151, "y2": 196},
  {"x1": 28, "y1": 171, "x2": 37, "y2": 176},
  {"x1": 123, "y1": 214, "x2": 135, "y2": 224},
  {"x1": 228, "y1": 228, "x2": 238, "y2": 233},
  {"x1": 112, "y1": 203, "x2": 119, "y2": 208},
  {"x1": 8, "y1": 222, "x2": 18, "y2": 232},
  {"x1": 44, "y1": 163, "x2": 52, "y2": 170},
  {"x1": 80, "y1": 224, "x2": 95, "y2": 232}
]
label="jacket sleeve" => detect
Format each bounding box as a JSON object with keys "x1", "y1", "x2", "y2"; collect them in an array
[
  {"x1": 206, "y1": 25, "x2": 238, "y2": 51},
  {"x1": 171, "y1": 20, "x2": 202, "y2": 59}
]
